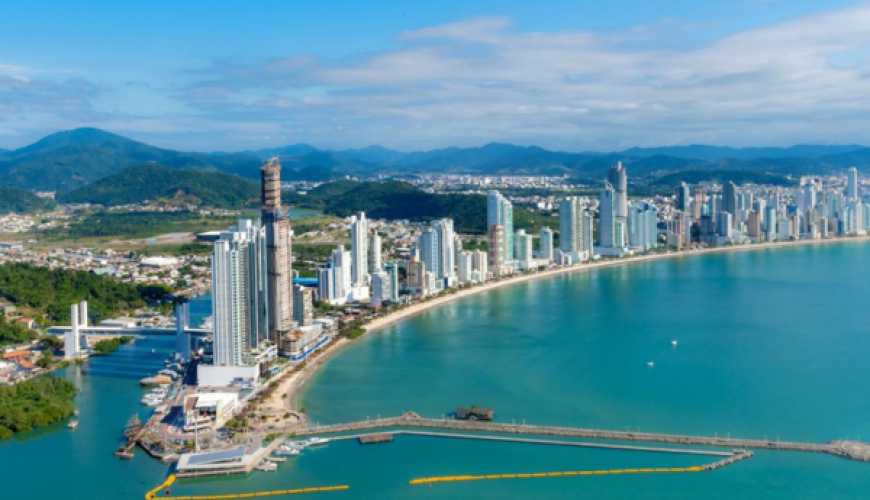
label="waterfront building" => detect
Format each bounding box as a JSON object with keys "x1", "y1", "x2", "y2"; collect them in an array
[
  {"x1": 369, "y1": 231, "x2": 382, "y2": 273},
  {"x1": 628, "y1": 201, "x2": 658, "y2": 251},
  {"x1": 260, "y1": 158, "x2": 294, "y2": 343},
  {"x1": 211, "y1": 227, "x2": 254, "y2": 367},
  {"x1": 472, "y1": 250, "x2": 488, "y2": 283},
  {"x1": 717, "y1": 212, "x2": 733, "y2": 240},
  {"x1": 559, "y1": 197, "x2": 591, "y2": 260},
  {"x1": 487, "y1": 224, "x2": 506, "y2": 276},
  {"x1": 539, "y1": 227, "x2": 554, "y2": 260},
  {"x1": 384, "y1": 261, "x2": 400, "y2": 301},
  {"x1": 350, "y1": 213, "x2": 369, "y2": 287},
  {"x1": 407, "y1": 259, "x2": 427, "y2": 295},
  {"x1": 514, "y1": 229, "x2": 533, "y2": 262},
  {"x1": 747, "y1": 210, "x2": 762, "y2": 241},
  {"x1": 370, "y1": 270, "x2": 392, "y2": 307},
  {"x1": 292, "y1": 284, "x2": 314, "y2": 327},
  {"x1": 457, "y1": 251, "x2": 474, "y2": 283},
  {"x1": 417, "y1": 219, "x2": 456, "y2": 285},
  {"x1": 487, "y1": 190, "x2": 514, "y2": 261},
  {"x1": 608, "y1": 163, "x2": 628, "y2": 223},
  {"x1": 597, "y1": 182, "x2": 628, "y2": 256}
]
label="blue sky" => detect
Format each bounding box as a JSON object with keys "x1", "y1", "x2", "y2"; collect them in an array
[{"x1": 1, "y1": 0, "x2": 869, "y2": 151}]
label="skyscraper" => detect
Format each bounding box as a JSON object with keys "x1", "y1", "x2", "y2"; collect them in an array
[
  {"x1": 384, "y1": 261, "x2": 400, "y2": 302},
  {"x1": 514, "y1": 229, "x2": 533, "y2": 261},
  {"x1": 847, "y1": 167, "x2": 859, "y2": 201},
  {"x1": 261, "y1": 158, "x2": 293, "y2": 342},
  {"x1": 369, "y1": 231, "x2": 382, "y2": 272},
  {"x1": 292, "y1": 284, "x2": 314, "y2": 327},
  {"x1": 628, "y1": 201, "x2": 657, "y2": 251},
  {"x1": 417, "y1": 219, "x2": 456, "y2": 283},
  {"x1": 487, "y1": 224, "x2": 505, "y2": 276},
  {"x1": 676, "y1": 182, "x2": 690, "y2": 211},
  {"x1": 212, "y1": 227, "x2": 254, "y2": 366},
  {"x1": 370, "y1": 270, "x2": 392, "y2": 307},
  {"x1": 559, "y1": 197, "x2": 590, "y2": 256},
  {"x1": 723, "y1": 181, "x2": 738, "y2": 228},
  {"x1": 598, "y1": 183, "x2": 627, "y2": 253},
  {"x1": 607, "y1": 163, "x2": 628, "y2": 224},
  {"x1": 692, "y1": 187, "x2": 706, "y2": 220},
  {"x1": 350, "y1": 213, "x2": 368, "y2": 287},
  {"x1": 487, "y1": 190, "x2": 514, "y2": 261}
]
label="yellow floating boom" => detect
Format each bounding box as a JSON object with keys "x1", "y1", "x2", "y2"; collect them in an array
[
  {"x1": 145, "y1": 475, "x2": 348, "y2": 500},
  {"x1": 409, "y1": 466, "x2": 707, "y2": 485}
]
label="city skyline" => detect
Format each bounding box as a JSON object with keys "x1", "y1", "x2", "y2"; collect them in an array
[{"x1": 2, "y1": 1, "x2": 870, "y2": 151}]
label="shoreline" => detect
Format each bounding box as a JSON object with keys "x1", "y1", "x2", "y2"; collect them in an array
[{"x1": 282, "y1": 235, "x2": 870, "y2": 408}]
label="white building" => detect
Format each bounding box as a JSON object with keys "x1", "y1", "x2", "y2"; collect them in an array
[
  {"x1": 211, "y1": 228, "x2": 253, "y2": 367},
  {"x1": 628, "y1": 201, "x2": 658, "y2": 251},
  {"x1": 370, "y1": 269, "x2": 392, "y2": 307},
  {"x1": 369, "y1": 231, "x2": 382, "y2": 272},
  {"x1": 487, "y1": 191, "x2": 514, "y2": 262},
  {"x1": 538, "y1": 227, "x2": 554, "y2": 261},
  {"x1": 350, "y1": 213, "x2": 368, "y2": 287}
]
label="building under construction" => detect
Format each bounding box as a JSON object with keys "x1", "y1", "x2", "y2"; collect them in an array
[{"x1": 260, "y1": 157, "x2": 295, "y2": 342}]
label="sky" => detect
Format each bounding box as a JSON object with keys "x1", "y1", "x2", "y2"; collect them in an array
[{"x1": 1, "y1": 0, "x2": 870, "y2": 152}]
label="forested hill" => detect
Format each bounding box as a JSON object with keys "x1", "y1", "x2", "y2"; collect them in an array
[
  {"x1": 0, "y1": 188, "x2": 57, "y2": 214},
  {"x1": 57, "y1": 164, "x2": 260, "y2": 208},
  {"x1": 286, "y1": 180, "x2": 553, "y2": 234}
]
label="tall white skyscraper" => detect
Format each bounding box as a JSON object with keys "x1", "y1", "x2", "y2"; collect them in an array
[
  {"x1": 559, "y1": 197, "x2": 590, "y2": 255},
  {"x1": 350, "y1": 213, "x2": 368, "y2": 287},
  {"x1": 607, "y1": 163, "x2": 628, "y2": 224},
  {"x1": 598, "y1": 184, "x2": 627, "y2": 254},
  {"x1": 370, "y1": 270, "x2": 392, "y2": 307},
  {"x1": 847, "y1": 167, "x2": 859, "y2": 201},
  {"x1": 539, "y1": 227, "x2": 554, "y2": 260},
  {"x1": 212, "y1": 227, "x2": 254, "y2": 367},
  {"x1": 487, "y1": 190, "x2": 514, "y2": 261},
  {"x1": 418, "y1": 219, "x2": 456, "y2": 282},
  {"x1": 369, "y1": 231, "x2": 382, "y2": 272},
  {"x1": 628, "y1": 202, "x2": 658, "y2": 251}
]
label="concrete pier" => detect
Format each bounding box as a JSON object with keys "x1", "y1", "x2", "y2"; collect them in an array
[{"x1": 294, "y1": 412, "x2": 868, "y2": 462}]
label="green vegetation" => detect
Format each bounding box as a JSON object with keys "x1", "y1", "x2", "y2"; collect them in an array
[
  {"x1": 0, "y1": 263, "x2": 169, "y2": 323},
  {"x1": 0, "y1": 314, "x2": 40, "y2": 346},
  {"x1": 651, "y1": 170, "x2": 797, "y2": 188},
  {"x1": 93, "y1": 336, "x2": 134, "y2": 354},
  {"x1": 343, "y1": 327, "x2": 367, "y2": 339},
  {"x1": 37, "y1": 349, "x2": 54, "y2": 368},
  {"x1": 58, "y1": 164, "x2": 260, "y2": 208},
  {"x1": 0, "y1": 188, "x2": 56, "y2": 214},
  {"x1": 287, "y1": 180, "x2": 552, "y2": 234},
  {"x1": 42, "y1": 211, "x2": 238, "y2": 240},
  {"x1": 0, "y1": 377, "x2": 77, "y2": 439}
]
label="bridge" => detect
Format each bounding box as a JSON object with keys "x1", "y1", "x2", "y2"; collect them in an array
[
  {"x1": 47, "y1": 325, "x2": 209, "y2": 337},
  {"x1": 293, "y1": 412, "x2": 870, "y2": 462}
]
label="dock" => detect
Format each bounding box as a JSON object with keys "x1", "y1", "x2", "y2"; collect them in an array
[{"x1": 294, "y1": 412, "x2": 870, "y2": 462}]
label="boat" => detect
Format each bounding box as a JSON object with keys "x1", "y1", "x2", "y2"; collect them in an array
[
  {"x1": 150, "y1": 348, "x2": 156, "y2": 354},
  {"x1": 671, "y1": 340, "x2": 678, "y2": 346},
  {"x1": 300, "y1": 437, "x2": 329, "y2": 447},
  {"x1": 647, "y1": 361, "x2": 655, "y2": 367},
  {"x1": 256, "y1": 460, "x2": 278, "y2": 472},
  {"x1": 269, "y1": 456, "x2": 287, "y2": 462},
  {"x1": 140, "y1": 374, "x2": 172, "y2": 386},
  {"x1": 67, "y1": 419, "x2": 79, "y2": 430},
  {"x1": 276, "y1": 446, "x2": 301, "y2": 456},
  {"x1": 73, "y1": 409, "x2": 80, "y2": 417}
]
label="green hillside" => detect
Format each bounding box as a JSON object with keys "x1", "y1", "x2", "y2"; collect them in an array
[
  {"x1": 58, "y1": 164, "x2": 259, "y2": 208},
  {"x1": 0, "y1": 188, "x2": 57, "y2": 213},
  {"x1": 289, "y1": 180, "x2": 552, "y2": 234}
]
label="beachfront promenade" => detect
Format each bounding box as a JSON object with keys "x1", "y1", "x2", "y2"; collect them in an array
[{"x1": 294, "y1": 412, "x2": 870, "y2": 462}]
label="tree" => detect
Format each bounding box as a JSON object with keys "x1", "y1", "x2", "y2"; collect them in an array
[{"x1": 37, "y1": 350, "x2": 54, "y2": 368}]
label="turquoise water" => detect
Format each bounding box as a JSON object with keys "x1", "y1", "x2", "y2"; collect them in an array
[{"x1": 3, "y1": 244, "x2": 870, "y2": 499}]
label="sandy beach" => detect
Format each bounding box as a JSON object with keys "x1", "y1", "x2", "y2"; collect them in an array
[{"x1": 276, "y1": 235, "x2": 870, "y2": 409}]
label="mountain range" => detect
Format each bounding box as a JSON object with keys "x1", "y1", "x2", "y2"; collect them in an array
[{"x1": 2, "y1": 128, "x2": 870, "y2": 192}]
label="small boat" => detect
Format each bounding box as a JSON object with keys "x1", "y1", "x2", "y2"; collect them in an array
[
  {"x1": 67, "y1": 419, "x2": 79, "y2": 430},
  {"x1": 256, "y1": 460, "x2": 278, "y2": 472},
  {"x1": 671, "y1": 340, "x2": 678, "y2": 346},
  {"x1": 276, "y1": 446, "x2": 301, "y2": 456},
  {"x1": 73, "y1": 409, "x2": 80, "y2": 417},
  {"x1": 301, "y1": 437, "x2": 329, "y2": 447},
  {"x1": 269, "y1": 456, "x2": 287, "y2": 462},
  {"x1": 647, "y1": 361, "x2": 655, "y2": 367}
]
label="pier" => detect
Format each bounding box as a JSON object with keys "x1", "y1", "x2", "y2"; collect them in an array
[{"x1": 293, "y1": 412, "x2": 870, "y2": 462}]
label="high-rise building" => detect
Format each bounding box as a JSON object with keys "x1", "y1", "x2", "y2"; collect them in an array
[
  {"x1": 418, "y1": 227, "x2": 439, "y2": 278},
  {"x1": 539, "y1": 227, "x2": 554, "y2": 260},
  {"x1": 369, "y1": 231, "x2": 382, "y2": 272},
  {"x1": 407, "y1": 259, "x2": 427, "y2": 292},
  {"x1": 487, "y1": 224, "x2": 505, "y2": 276},
  {"x1": 384, "y1": 261, "x2": 400, "y2": 302},
  {"x1": 212, "y1": 227, "x2": 254, "y2": 366},
  {"x1": 487, "y1": 191, "x2": 514, "y2": 261},
  {"x1": 598, "y1": 184, "x2": 627, "y2": 253},
  {"x1": 847, "y1": 167, "x2": 859, "y2": 201},
  {"x1": 261, "y1": 158, "x2": 293, "y2": 342},
  {"x1": 628, "y1": 202, "x2": 657, "y2": 251},
  {"x1": 418, "y1": 219, "x2": 456, "y2": 282},
  {"x1": 237, "y1": 219, "x2": 268, "y2": 348},
  {"x1": 608, "y1": 163, "x2": 628, "y2": 222},
  {"x1": 717, "y1": 212, "x2": 733, "y2": 239},
  {"x1": 692, "y1": 187, "x2": 706, "y2": 220},
  {"x1": 292, "y1": 284, "x2": 314, "y2": 327},
  {"x1": 747, "y1": 210, "x2": 762, "y2": 240},
  {"x1": 370, "y1": 270, "x2": 392, "y2": 307},
  {"x1": 723, "y1": 181, "x2": 738, "y2": 227},
  {"x1": 559, "y1": 197, "x2": 590, "y2": 256},
  {"x1": 515, "y1": 229, "x2": 533, "y2": 261},
  {"x1": 175, "y1": 300, "x2": 191, "y2": 361},
  {"x1": 350, "y1": 213, "x2": 368, "y2": 287},
  {"x1": 676, "y1": 183, "x2": 690, "y2": 211},
  {"x1": 472, "y1": 250, "x2": 488, "y2": 282}
]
